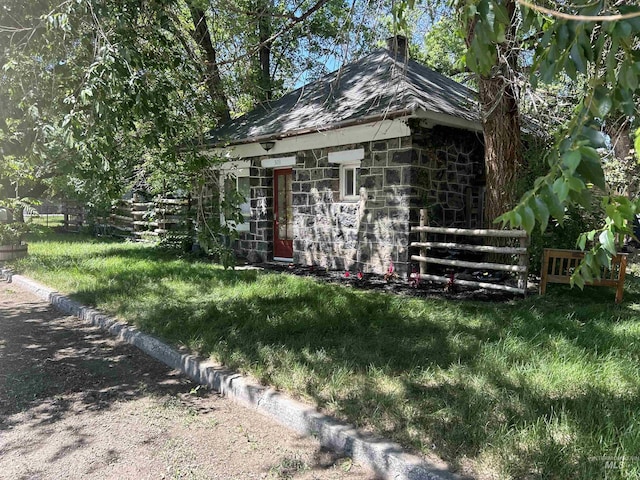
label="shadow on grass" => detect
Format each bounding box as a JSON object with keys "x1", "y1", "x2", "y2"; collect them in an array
[
  {"x1": 102, "y1": 274, "x2": 637, "y2": 478},
  {"x1": 134, "y1": 277, "x2": 640, "y2": 479},
  {"x1": 18, "y1": 234, "x2": 260, "y2": 306},
  {"x1": 16, "y1": 232, "x2": 640, "y2": 479}
]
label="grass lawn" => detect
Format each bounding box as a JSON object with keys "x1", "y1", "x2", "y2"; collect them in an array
[
  {"x1": 9, "y1": 229, "x2": 640, "y2": 479},
  {"x1": 25, "y1": 213, "x2": 65, "y2": 228}
]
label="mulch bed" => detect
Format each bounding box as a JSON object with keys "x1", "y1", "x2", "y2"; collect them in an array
[{"x1": 260, "y1": 262, "x2": 532, "y2": 302}]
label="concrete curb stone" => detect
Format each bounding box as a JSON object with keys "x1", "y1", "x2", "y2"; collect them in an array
[{"x1": 6, "y1": 272, "x2": 461, "y2": 480}]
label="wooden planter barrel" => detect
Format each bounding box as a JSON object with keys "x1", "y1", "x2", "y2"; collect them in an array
[{"x1": 0, "y1": 244, "x2": 28, "y2": 261}]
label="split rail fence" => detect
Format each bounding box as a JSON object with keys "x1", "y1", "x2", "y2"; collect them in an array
[
  {"x1": 410, "y1": 209, "x2": 529, "y2": 295},
  {"x1": 97, "y1": 195, "x2": 190, "y2": 240},
  {"x1": 62, "y1": 202, "x2": 84, "y2": 232}
]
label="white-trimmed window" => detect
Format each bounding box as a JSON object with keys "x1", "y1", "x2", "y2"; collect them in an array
[
  {"x1": 341, "y1": 164, "x2": 360, "y2": 199},
  {"x1": 329, "y1": 148, "x2": 364, "y2": 201},
  {"x1": 219, "y1": 161, "x2": 250, "y2": 232}
]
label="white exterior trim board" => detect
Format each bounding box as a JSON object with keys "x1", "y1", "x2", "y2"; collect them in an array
[
  {"x1": 414, "y1": 110, "x2": 482, "y2": 132},
  {"x1": 218, "y1": 160, "x2": 251, "y2": 171},
  {"x1": 212, "y1": 119, "x2": 411, "y2": 159},
  {"x1": 261, "y1": 156, "x2": 296, "y2": 169},
  {"x1": 328, "y1": 148, "x2": 365, "y2": 164}
]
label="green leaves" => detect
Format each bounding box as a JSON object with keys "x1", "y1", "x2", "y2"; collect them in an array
[
  {"x1": 392, "y1": 0, "x2": 417, "y2": 33},
  {"x1": 569, "y1": 42, "x2": 586, "y2": 75},
  {"x1": 1, "y1": 0, "x2": 223, "y2": 208},
  {"x1": 520, "y1": 204, "x2": 535, "y2": 233},
  {"x1": 532, "y1": 197, "x2": 550, "y2": 233},
  {"x1": 579, "y1": 126, "x2": 606, "y2": 149},
  {"x1": 598, "y1": 229, "x2": 616, "y2": 255},
  {"x1": 561, "y1": 150, "x2": 580, "y2": 174},
  {"x1": 493, "y1": 2, "x2": 510, "y2": 25},
  {"x1": 589, "y1": 86, "x2": 612, "y2": 118},
  {"x1": 452, "y1": 0, "x2": 640, "y2": 288},
  {"x1": 421, "y1": 16, "x2": 467, "y2": 78},
  {"x1": 575, "y1": 148, "x2": 606, "y2": 190},
  {"x1": 498, "y1": 193, "x2": 551, "y2": 234},
  {"x1": 462, "y1": 0, "x2": 514, "y2": 75},
  {"x1": 552, "y1": 177, "x2": 569, "y2": 202},
  {"x1": 540, "y1": 184, "x2": 565, "y2": 222}
]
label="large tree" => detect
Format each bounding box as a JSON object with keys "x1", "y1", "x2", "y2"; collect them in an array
[
  {"x1": 447, "y1": 0, "x2": 640, "y2": 283},
  {"x1": 1, "y1": 0, "x2": 379, "y2": 256},
  {"x1": 392, "y1": 0, "x2": 640, "y2": 281},
  {"x1": 462, "y1": 0, "x2": 523, "y2": 227},
  {"x1": 0, "y1": 0, "x2": 354, "y2": 203},
  {"x1": 1, "y1": 1, "x2": 215, "y2": 208}
]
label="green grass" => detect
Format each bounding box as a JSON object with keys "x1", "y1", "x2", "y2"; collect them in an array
[
  {"x1": 25, "y1": 214, "x2": 65, "y2": 228},
  {"x1": 10, "y1": 230, "x2": 640, "y2": 479}
]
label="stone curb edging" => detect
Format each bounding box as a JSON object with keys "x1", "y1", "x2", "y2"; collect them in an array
[{"x1": 5, "y1": 271, "x2": 460, "y2": 480}]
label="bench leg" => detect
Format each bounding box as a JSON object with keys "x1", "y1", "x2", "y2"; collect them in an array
[
  {"x1": 615, "y1": 285, "x2": 624, "y2": 304},
  {"x1": 540, "y1": 249, "x2": 550, "y2": 295}
]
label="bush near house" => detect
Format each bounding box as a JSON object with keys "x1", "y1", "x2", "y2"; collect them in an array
[
  {"x1": 10, "y1": 229, "x2": 640, "y2": 480},
  {"x1": 0, "y1": 222, "x2": 28, "y2": 246}
]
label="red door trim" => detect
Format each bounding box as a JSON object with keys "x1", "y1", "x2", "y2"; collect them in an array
[{"x1": 273, "y1": 168, "x2": 293, "y2": 259}]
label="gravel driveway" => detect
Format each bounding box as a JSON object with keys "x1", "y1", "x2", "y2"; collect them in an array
[{"x1": 0, "y1": 282, "x2": 373, "y2": 480}]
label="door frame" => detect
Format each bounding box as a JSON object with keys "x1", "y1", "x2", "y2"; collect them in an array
[{"x1": 273, "y1": 168, "x2": 293, "y2": 261}]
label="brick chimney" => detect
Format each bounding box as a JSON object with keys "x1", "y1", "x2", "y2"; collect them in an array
[{"x1": 386, "y1": 35, "x2": 409, "y2": 59}]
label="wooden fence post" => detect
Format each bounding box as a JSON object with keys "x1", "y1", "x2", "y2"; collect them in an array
[
  {"x1": 419, "y1": 209, "x2": 427, "y2": 275},
  {"x1": 409, "y1": 226, "x2": 529, "y2": 296},
  {"x1": 518, "y1": 234, "x2": 529, "y2": 294}
]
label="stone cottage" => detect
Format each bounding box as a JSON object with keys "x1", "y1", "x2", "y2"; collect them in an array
[{"x1": 205, "y1": 36, "x2": 485, "y2": 276}]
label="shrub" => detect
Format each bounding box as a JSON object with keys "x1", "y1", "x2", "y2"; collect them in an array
[
  {"x1": 0, "y1": 222, "x2": 29, "y2": 246},
  {"x1": 518, "y1": 134, "x2": 605, "y2": 275},
  {"x1": 528, "y1": 205, "x2": 603, "y2": 274}
]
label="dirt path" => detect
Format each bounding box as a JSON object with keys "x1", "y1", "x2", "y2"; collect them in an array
[{"x1": 0, "y1": 282, "x2": 373, "y2": 480}]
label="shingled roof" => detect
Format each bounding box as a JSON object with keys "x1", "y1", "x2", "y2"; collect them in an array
[{"x1": 206, "y1": 46, "x2": 479, "y2": 146}]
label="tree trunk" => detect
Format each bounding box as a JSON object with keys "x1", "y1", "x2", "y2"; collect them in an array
[
  {"x1": 479, "y1": 75, "x2": 522, "y2": 227},
  {"x1": 466, "y1": 0, "x2": 523, "y2": 227},
  {"x1": 188, "y1": 5, "x2": 231, "y2": 123},
  {"x1": 13, "y1": 183, "x2": 24, "y2": 223},
  {"x1": 13, "y1": 207, "x2": 25, "y2": 223},
  {"x1": 257, "y1": 0, "x2": 273, "y2": 102},
  {"x1": 605, "y1": 120, "x2": 637, "y2": 197}
]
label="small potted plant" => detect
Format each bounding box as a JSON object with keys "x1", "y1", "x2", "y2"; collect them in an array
[{"x1": 0, "y1": 222, "x2": 29, "y2": 261}]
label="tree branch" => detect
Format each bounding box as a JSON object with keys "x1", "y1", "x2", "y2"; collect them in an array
[
  {"x1": 188, "y1": 3, "x2": 231, "y2": 123},
  {"x1": 518, "y1": 0, "x2": 640, "y2": 22},
  {"x1": 214, "y1": 0, "x2": 331, "y2": 68}
]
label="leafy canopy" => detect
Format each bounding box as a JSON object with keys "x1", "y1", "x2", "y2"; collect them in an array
[{"x1": 409, "y1": 0, "x2": 640, "y2": 285}]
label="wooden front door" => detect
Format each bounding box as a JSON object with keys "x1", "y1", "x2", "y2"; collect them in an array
[{"x1": 273, "y1": 168, "x2": 293, "y2": 259}]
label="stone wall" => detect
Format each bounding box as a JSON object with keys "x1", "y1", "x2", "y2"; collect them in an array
[
  {"x1": 293, "y1": 137, "x2": 414, "y2": 275},
  {"x1": 235, "y1": 164, "x2": 272, "y2": 263},
  {"x1": 231, "y1": 124, "x2": 485, "y2": 277},
  {"x1": 411, "y1": 125, "x2": 485, "y2": 229}
]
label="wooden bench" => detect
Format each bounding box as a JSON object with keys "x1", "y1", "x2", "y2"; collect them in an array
[{"x1": 540, "y1": 248, "x2": 628, "y2": 303}]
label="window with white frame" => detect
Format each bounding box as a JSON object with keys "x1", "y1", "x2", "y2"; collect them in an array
[
  {"x1": 341, "y1": 163, "x2": 360, "y2": 199},
  {"x1": 219, "y1": 161, "x2": 250, "y2": 232},
  {"x1": 329, "y1": 148, "x2": 364, "y2": 201}
]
